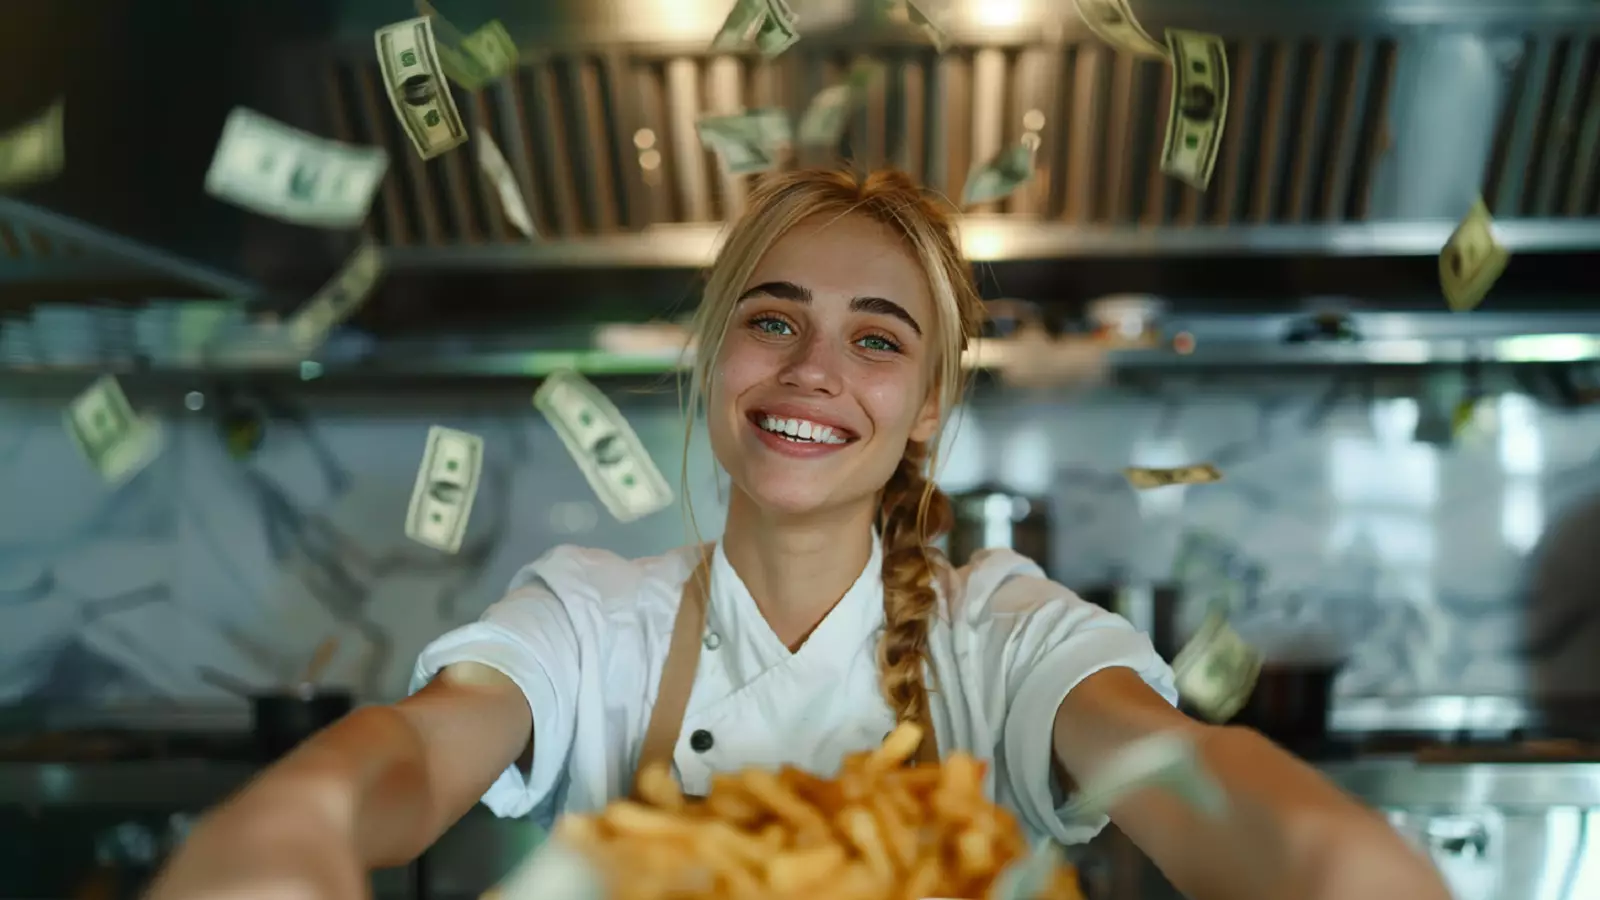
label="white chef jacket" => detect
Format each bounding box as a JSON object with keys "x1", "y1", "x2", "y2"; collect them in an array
[{"x1": 411, "y1": 533, "x2": 1177, "y2": 845}]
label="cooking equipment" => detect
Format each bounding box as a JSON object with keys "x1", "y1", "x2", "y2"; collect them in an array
[
  {"x1": 947, "y1": 485, "x2": 1051, "y2": 572},
  {"x1": 1078, "y1": 583, "x2": 1181, "y2": 662},
  {"x1": 192, "y1": 637, "x2": 352, "y2": 762},
  {"x1": 1230, "y1": 663, "x2": 1340, "y2": 751}
]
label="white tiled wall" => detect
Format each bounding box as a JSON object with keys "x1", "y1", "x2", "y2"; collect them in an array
[{"x1": 2, "y1": 372, "x2": 1598, "y2": 705}]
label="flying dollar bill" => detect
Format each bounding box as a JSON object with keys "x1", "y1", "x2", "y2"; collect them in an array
[
  {"x1": 696, "y1": 109, "x2": 792, "y2": 175},
  {"x1": 0, "y1": 99, "x2": 65, "y2": 190},
  {"x1": 286, "y1": 241, "x2": 385, "y2": 351},
  {"x1": 429, "y1": 19, "x2": 519, "y2": 90},
  {"x1": 1161, "y1": 30, "x2": 1230, "y2": 190},
  {"x1": 1065, "y1": 731, "x2": 1227, "y2": 820},
  {"x1": 712, "y1": 0, "x2": 800, "y2": 59},
  {"x1": 1123, "y1": 463, "x2": 1222, "y2": 489},
  {"x1": 1439, "y1": 198, "x2": 1510, "y2": 313},
  {"x1": 64, "y1": 376, "x2": 165, "y2": 484},
  {"x1": 963, "y1": 141, "x2": 1036, "y2": 206},
  {"x1": 534, "y1": 370, "x2": 673, "y2": 523},
  {"x1": 798, "y1": 61, "x2": 881, "y2": 148},
  {"x1": 376, "y1": 17, "x2": 470, "y2": 160},
  {"x1": 1073, "y1": 0, "x2": 1169, "y2": 58},
  {"x1": 406, "y1": 426, "x2": 484, "y2": 554},
  {"x1": 475, "y1": 127, "x2": 537, "y2": 239},
  {"x1": 456, "y1": 21, "x2": 519, "y2": 88},
  {"x1": 755, "y1": 0, "x2": 801, "y2": 58},
  {"x1": 906, "y1": 1, "x2": 948, "y2": 53},
  {"x1": 204, "y1": 107, "x2": 388, "y2": 229},
  {"x1": 1172, "y1": 608, "x2": 1264, "y2": 723}
]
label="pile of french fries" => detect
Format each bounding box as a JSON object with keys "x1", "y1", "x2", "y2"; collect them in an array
[{"x1": 537, "y1": 723, "x2": 1085, "y2": 900}]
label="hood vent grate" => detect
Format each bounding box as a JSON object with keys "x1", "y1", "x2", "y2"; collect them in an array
[
  {"x1": 1484, "y1": 31, "x2": 1600, "y2": 218},
  {"x1": 330, "y1": 31, "x2": 1600, "y2": 250}
]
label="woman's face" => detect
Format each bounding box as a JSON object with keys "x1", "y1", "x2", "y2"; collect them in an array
[{"x1": 708, "y1": 212, "x2": 943, "y2": 519}]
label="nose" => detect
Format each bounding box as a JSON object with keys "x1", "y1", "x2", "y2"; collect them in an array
[{"x1": 776, "y1": 330, "x2": 843, "y2": 395}]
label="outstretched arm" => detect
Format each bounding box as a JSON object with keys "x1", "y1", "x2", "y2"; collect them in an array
[
  {"x1": 147, "y1": 662, "x2": 531, "y2": 897},
  {"x1": 1052, "y1": 667, "x2": 1449, "y2": 900}
]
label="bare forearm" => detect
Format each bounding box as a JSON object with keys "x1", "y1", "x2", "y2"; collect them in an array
[
  {"x1": 1116, "y1": 726, "x2": 1449, "y2": 900},
  {"x1": 1050, "y1": 669, "x2": 1447, "y2": 900},
  {"x1": 225, "y1": 705, "x2": 439, "y2": 868}
]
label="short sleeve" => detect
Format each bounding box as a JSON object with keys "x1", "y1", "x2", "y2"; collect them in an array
[
  {"x1": 410, "y1": 564, "x2": 582, "y2": 819},
  {"x1": 990, "y1": 577, "x2": 1177, "y2": 845}
]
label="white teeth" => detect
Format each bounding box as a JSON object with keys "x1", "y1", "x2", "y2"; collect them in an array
[{"x1": 758, "y1": 414, "x2": 848, "y2": 445}]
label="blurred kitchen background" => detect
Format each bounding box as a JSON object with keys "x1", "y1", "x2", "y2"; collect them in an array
[{"x1": 3, "y1": 0, "x2": 1600, "y2": 897}]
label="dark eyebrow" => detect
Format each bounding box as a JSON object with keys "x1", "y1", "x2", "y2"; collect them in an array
[{"x1": 736, "y1": 280, "x2": 923, "y2": 337}]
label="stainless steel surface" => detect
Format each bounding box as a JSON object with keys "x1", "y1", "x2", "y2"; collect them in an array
[
  {"x1": 1325, "y1": 758, "x2": 1600, "y2": 900},
  {"x1": 0, "y1": 199, "x2": 267, "y2": 300},
  {"x1": 2, "y1": 0, "x2": 1599, "y2": 303},
  {"x1": 1325, "y1": 759, "x2": 1600, "y2": 808},
  {"x1": 1369, "y1": 34, "x2": 1511, "y2": 221},
  {"x1": 306, "y1": 7, "x2": 1600, "y2": 261},
  {"x1": 378, "y1": 218, "x2": 1600, "y2": 266},
  {"x1": 9, "y1": 309, "x2": 1598, "y2": 379},
  {"x1": 1330, "y1": 695, "x2": 1544, "y2": 736}
]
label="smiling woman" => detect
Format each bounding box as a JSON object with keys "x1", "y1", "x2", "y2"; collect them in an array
[{"x1": 146, "y1": 169, "x2": 1451, "y2": 900}]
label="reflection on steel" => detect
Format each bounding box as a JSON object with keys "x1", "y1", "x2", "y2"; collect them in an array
[
  {"x1": 1330, "y1": 694, "x2": 1541, "y2": 735},
  {"x1": 0, "y1": 198, "x2": 266, "y2": 300},
  {"x1": 382, "y1": 217, "x2": 1600, "y2": 270},
  {"x1": 1325, "y1": 760, "x2": 1600, "y2": 810}
]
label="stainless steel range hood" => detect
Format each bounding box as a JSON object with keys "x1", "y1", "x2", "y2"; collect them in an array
[{"x1": 2, "y1": 0, "x2": 1599, "y2": 375}]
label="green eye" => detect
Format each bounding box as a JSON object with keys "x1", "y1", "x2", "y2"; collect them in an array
[
  {"x1": 752, "y1": 316, "x2": 792, "y2": 335},
  {"x1": 860, "y1": 335, "x2": 901, "y2": 353}
]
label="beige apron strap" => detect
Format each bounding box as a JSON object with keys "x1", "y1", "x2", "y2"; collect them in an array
[{"x1": 633, "y1": 545, "x2": 714, "y2": 798}]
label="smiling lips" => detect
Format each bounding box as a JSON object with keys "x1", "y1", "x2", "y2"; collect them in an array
[{"x1": 748, "y1": 410, "x2": 857, "y2": 456}]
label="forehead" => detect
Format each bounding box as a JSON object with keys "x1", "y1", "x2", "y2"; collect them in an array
[{"x1": 745, "y1": 212, "x2": 934, "y2": 317}]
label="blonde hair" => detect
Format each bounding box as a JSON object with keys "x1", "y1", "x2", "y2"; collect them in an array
[{"x1": 681, "y1": 168, "x2": 985, "y2": 729}]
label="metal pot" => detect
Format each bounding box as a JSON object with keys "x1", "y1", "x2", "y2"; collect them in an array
[{"x1": 947, "y1": 484, "x2": 1052, "y2": 571}]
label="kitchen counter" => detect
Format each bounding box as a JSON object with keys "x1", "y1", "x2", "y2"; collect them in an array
[
  {"x1": 5, "y1": 753, "x2": 1598, "y2": 899},
  {"x1": 1323, "y1": 758, "x2": 1600, "y2": 808},
  {"x1": 0, "y1": 758, "x2": 543, "y2": 900},
  {"x1": 0, "y1": 760, "x2": 256, "y2": 809}
]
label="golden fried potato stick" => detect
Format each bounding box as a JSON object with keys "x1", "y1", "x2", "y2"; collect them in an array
[{"x1": 497, "y1": 722, "x2": 1086, "y2": 900}]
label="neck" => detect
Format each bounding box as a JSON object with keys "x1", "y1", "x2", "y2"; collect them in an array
[{"x1": 720, "y1": 488, "x2": 877, "y2": 650}]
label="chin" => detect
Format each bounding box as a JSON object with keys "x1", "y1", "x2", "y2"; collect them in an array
[{"x1": 735, "y1": 470, "x2": 845, "y2": 518}]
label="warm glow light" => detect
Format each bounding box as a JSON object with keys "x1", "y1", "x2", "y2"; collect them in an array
[
  {"x1": 964, "y1": 226, "x2": 1006, "y2": 260},
  {"x1": 975, "y1": 0, "x2": 1026, "y2": 28}
]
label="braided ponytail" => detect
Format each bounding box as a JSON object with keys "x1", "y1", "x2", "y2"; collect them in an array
[{"x1": 876, "y1": 440, "x2": 955, "y2": 729}]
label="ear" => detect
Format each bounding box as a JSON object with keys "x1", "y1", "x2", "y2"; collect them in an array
[{"x1": 908, "y1": 385, "x2": 942, "y2": 444}]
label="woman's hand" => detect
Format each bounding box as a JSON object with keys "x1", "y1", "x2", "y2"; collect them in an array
[{"x1": 144, "y1": 786, "x2": 368, "y2": 900}]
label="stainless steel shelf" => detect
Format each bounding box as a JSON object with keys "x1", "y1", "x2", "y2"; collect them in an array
[
  {"x1": 381, "y1": 219, "x2": 1600, "y2": 271},
  {"x1": 5, "y1": 311, "x2": 1594, "y2": 380}
]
